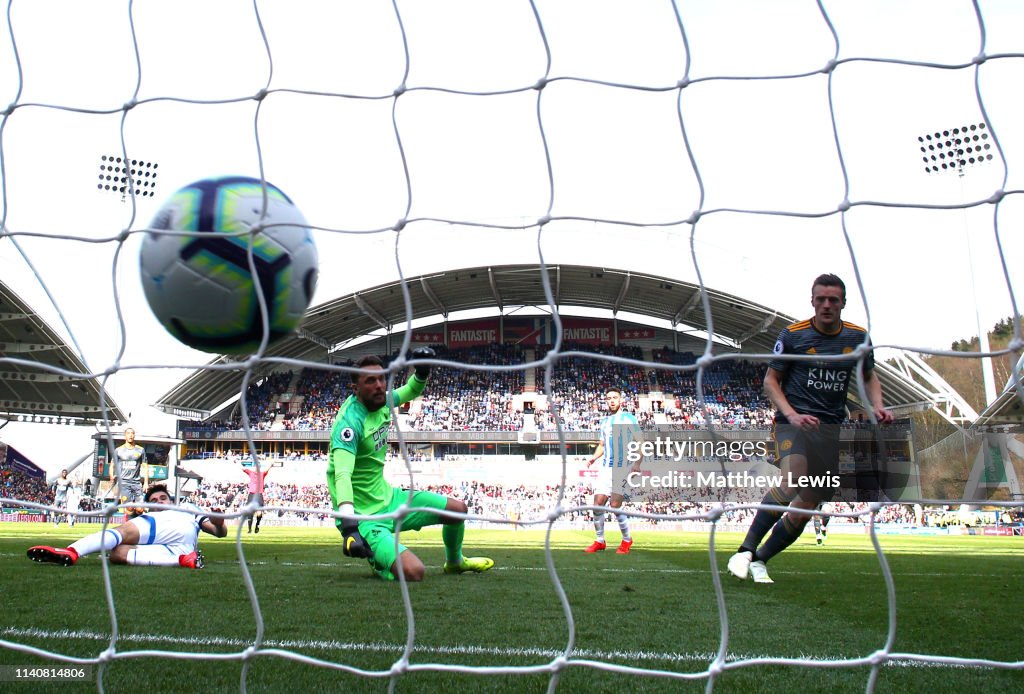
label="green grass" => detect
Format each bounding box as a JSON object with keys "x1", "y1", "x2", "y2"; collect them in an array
[{"x1": 1, "y1": 522, "x2": 1021, "y2": 693}]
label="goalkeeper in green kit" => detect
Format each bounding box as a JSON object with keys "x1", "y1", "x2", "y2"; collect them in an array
[{"x1": 327, "y1": 348, "x2": 494, "y2": 581}]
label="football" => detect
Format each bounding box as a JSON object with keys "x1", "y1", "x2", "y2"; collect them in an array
[{"x1": 140, "y1": 176, "x2": 318, "y2": 355}]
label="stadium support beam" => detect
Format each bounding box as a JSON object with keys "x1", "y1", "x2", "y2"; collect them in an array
[
  {"x1": 0, "y1": 312, "x2": 30, "y2": 322},
  {"x1": 613, "y1": 272, "x2": 631, "y2": 315},
  {"x1": 886, "y1": 349, "x2": 979, "y2": 427},
  {"x1": 488, "y1": 267, "x2": 503, "y2": 312},
  {"x1": 554, "y1": 265, "x2": 561, "y2": 307},
  {"x1": 672, "y1": 289, "x2": 703, "y2": 327},
  {"x1": 354, "y1": 294, "x2": 389, "y2": 331},
  {"x1": 419, "y1": 277, "x2": 447, "y2": 317},
  {"x1": 154, "y1": 403, "x2": 210, "y2": 421},
  {"x1": 2, "y1": 400, "x2": 107, "y2": 419},
  {"x1": 0, "y1": 370, "x2": 87, "y2": 384},
  {"x1": 0, "y1": 341, "x2": 60, "y2": 353},
  {"x1": 294, "y1": 328, "x2": 330, "y2": 350},
  {"x1": 737, "y1": 312, "x2": 778, "y2": 346}
]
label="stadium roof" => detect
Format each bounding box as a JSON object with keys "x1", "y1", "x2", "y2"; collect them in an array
[
  {"x1": 154, "y1": 264, "x2": 943, "y2": 419},
  {"x1": 0, "y1": 279, "x2": 127, "y2": 425}
]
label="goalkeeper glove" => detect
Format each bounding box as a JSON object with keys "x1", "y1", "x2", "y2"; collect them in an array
[
  {"x1": 339, "y1": 503, "x2": 372, "y2": 559},
  {"x1": 411, "y1": 346, "x2": 435, "y2": 380}
]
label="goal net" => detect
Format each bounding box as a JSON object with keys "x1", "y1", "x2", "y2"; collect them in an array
[{"x1": 1, "y1": 0, "x2": 1022, "y2": 690}]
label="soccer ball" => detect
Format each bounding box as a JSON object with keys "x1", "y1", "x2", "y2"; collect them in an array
[{"x1": 140, "y1": 176, "x2": 318, "y2": 355}]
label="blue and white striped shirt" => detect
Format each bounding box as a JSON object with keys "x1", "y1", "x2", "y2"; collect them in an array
[{"x1": 598, "y1": 409, "x2": 640, "y2": 468}]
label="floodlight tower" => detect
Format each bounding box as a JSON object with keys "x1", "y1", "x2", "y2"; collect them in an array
[
  {"x1": 96, "y1": 154, "x2": 159, "y2": 202},
  {"x1": 917, "y1": 122, "x2": 997, "y2": 406}
]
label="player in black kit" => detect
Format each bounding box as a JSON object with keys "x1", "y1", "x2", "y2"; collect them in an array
[{"x1": 728, "y1": 274, "x2": 893, "y2": 583}]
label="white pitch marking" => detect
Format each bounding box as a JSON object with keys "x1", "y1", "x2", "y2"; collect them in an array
[{"x1": 0, "y1": 626, "x2": 1004, "y2": 670}]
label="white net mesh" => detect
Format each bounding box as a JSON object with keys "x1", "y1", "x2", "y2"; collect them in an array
[{"x1": 1, "y1": 0, "x2": 1023, "y2": 690}]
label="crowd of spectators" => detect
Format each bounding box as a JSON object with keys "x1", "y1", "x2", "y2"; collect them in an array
[
  {"x1": 207, "y1": 370, "x2": 296, "y2": 430},
  {"x1": 406, "y1": 344, "x2": 524, "y2": 431},
  {"x1": 652, "y1": 350, "x2": 775, "y2": 430},
  {"x1": 192, "y1": 478, "x2": 333, "y2": 519},
  {"x1": 536, "y1": 343, "x2": 647, "y2": 397},
  {"x1": 0, "y1": 449, "x2": 993, "y2": 531},
  {"x1": 188, "y1": 343, "x2": 906, "y2": 435},
  {"x1": 0, "y1": 463, "x2": 50, "y2": 505},
  {"x1": 289, "y1": 369, "x2": 349, "y2": 430},
  {"x1": 184, "y1": 472, "x2": 935, "y2": 530},
  {"x1": 440, "y1": 480, "x2": 594, "y2": 523}
]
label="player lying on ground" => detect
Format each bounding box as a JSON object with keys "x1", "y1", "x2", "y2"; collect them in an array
[
  {"x1": 328, "y1": 349, "x2": 494, "y2": 582},
  {"x1": 26, "y1": 484, "x2": 226, "y2": 569}
]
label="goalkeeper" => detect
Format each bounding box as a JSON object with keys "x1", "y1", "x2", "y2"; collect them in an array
[{"x1": 327, "y1": 349, "x2": 494, "y2": 582}]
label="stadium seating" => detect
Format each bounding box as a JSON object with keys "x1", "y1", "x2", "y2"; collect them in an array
[
  {"x1": 0, "y1": 464, "x2": 49, "y2": 504},
  {"x1": 196, "y1": 344, "x2": 899, "y2": 434}
]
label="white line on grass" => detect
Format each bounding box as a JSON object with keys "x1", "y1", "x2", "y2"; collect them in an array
[{"x1": 0, "y1": 626, "x2": 1003, "y2": 670}]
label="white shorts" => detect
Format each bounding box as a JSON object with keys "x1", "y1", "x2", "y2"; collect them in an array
[
  {"x1": 127, "y1": 544, "x2": 183, "y2": 564},
  {"x1": 593, "y1": 465, "x2": 630, "y2": 498},
  {"x1": 127, "y1": 509, "x2": 201, "y2": 555}
]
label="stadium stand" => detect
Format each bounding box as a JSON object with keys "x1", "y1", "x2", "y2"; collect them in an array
[
  {"x1": 195, "y1": 345, "x2": 865, "y2": 435},
  {"x1": 0, "y1": 464, "x2": 49, "y2": 505}
]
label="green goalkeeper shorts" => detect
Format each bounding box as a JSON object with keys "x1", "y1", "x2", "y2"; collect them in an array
[{"x1": 356, "y1": 488, "x2": 449, "y2": 581}]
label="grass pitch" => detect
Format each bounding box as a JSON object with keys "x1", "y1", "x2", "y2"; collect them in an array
[{"x1": 0, "y1": 522, "x2": 1021, "y2": 693}]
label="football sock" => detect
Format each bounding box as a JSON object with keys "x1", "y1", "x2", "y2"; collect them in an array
[
  {"x1": 616, "y1": 513, "x2": 631, "y2": 541},
  {"x1": 739, "y1": 490, "x2": 789, "y2": 553},
  {"x1": 594, "y1": 513, "x2": 606, "y2": 543},
  {"x1": 756, "y1": 515, "x2": 805, "y2": 563},
  {"x1": 442, "y1": 522, "x2": 465, "y2": 565},
  {"x1": 70, "y1": 529, "x2": 122, "y2": 557},
  {"x1": 813, "y1": 515, "x2": 823, "y2": 535},
  {"x1": 126, "y1": 548, "x2": 179, "y2": 566}
]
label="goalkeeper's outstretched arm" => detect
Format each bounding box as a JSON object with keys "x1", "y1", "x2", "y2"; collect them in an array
[
  {"x1": 328, "y1": 448, "x2": 372, "y2": 559},
  {"x1": 327, "y1": 447, "x2": 356, "y2": 513}
]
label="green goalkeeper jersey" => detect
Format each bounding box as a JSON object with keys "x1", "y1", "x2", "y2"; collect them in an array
[{"x1": 327, "y1": 373, "x2": 426, "y2": 515}]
